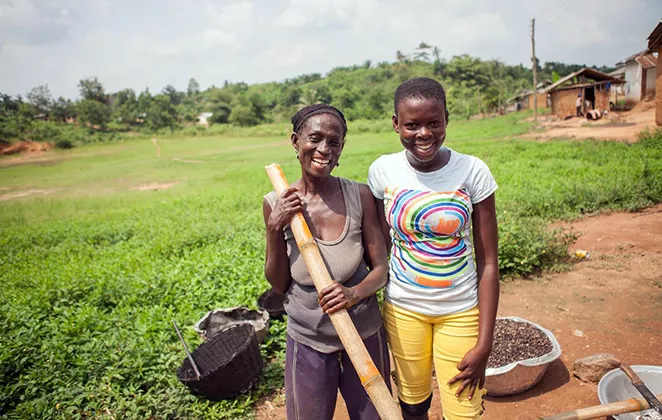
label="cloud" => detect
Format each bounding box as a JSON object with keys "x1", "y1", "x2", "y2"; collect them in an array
[
  {"x1": 0, "y1": 0, "x2": 74, "y2": 45},
  {"x1": 0, "y1": 0, "x2": 660, "y2": 98}
]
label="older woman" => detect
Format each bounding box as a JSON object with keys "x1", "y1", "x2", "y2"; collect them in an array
[{"x1": 262, "y1": 104, "x2": 391, "y2": 420}]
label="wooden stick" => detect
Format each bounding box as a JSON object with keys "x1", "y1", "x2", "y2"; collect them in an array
[
  {"x1": 173, "y1": 320, "x2": 201, "y2": 379},
  {"x1": 539, "y1": 392, "x2": 662, "y2": 420},
  {"x1": 265, "y1": 164, "x2": 402, "y2": 420},
  {"x1": 621, "y1": 364, "x2": 662, "y2": 415}
]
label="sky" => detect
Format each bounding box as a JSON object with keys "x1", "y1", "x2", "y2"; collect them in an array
[{"x1": 0, "y1": 0, "x2": 660, "y2": 99}]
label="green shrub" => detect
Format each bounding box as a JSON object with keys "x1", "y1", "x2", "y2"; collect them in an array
[
  {"x1": 54, "y1": 139, "x2": 74, "y2": 149},
  {"x1": 637, "y1": 127, "x2": 662, "y2": 148}
]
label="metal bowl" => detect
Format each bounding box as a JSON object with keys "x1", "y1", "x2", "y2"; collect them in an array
[
  {"x1": 484, "y1": 317, "x2": 562, "y2": 397},
  {"x1": 598, "y1": 365, "x2": 662, "y2": 420}
]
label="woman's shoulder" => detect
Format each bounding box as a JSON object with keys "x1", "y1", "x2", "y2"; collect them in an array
[
  {"x1": 263, "y1": 190, "x2": 278, "y2": 208},
  {"x1": 337, "y1": 177, "x2": 370, "y2": 198},
  {"x1": 369, "y1": 151, "x2": 404, "y2": 171},
  {"x1": 448, "y1": 148, "x2": 490, "y2": 170}
]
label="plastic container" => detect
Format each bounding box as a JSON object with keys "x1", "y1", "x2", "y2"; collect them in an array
[
  {"x1": 484, "y1": 316, "x2": 562, "y2": 396},
  {"x1": 177, "y1": 323, "x2": 263, "y2": 400},
  {"x1": 194, "y1": 307, "x2": 270, "y2": 344},
  {"x1": 597, "y1": 365, "x2": 662, "y2": 420}
]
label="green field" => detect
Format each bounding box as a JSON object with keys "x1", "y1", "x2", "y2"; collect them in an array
[{"x1": 2, "y1": 114, "x2": 662, "y2": 419}]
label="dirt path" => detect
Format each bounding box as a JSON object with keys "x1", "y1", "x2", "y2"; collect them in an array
[
  {"x1": 524, "y1": 103, "x2": 656, "y2": 143},
  {"x1": 256, "y1": 205, "x2": 662, "y2": 420}
]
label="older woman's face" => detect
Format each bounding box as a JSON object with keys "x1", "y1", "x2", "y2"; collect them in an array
[{"x1": 293, "y1": 113, "x2": 345, "y2": 178}]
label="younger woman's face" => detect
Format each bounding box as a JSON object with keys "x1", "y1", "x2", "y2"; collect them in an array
[{"x1": 393, "y1": 97, "x2": 448, "y2": 171}]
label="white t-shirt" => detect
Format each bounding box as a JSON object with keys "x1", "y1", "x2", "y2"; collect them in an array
[{"x1": 367, "y1": 148, "x2": 498, "y2": 316}]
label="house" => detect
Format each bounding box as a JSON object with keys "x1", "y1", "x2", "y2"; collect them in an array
[
  {"x1": 507, "y1": 81, "x2": 551, "y2": 111},
  {"x1": 617, "y1": 50, "x2": 657, "y2": 107},
  {"x1": 607, "y1": 66, "x2": 626, "y2": 105},
  {"x1": 197, "y1": 112, "x2": 213, "y2": 127},
  {"x1": 647, "y1": 20, "x2": 662, "y2": 126},
  {"x1": 544, "y1": 68, "x2": 625, "y2": 119}
]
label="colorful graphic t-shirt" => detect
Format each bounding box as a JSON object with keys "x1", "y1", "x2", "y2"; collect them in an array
[{"x1": 368, "y1": 148, "x2": 498, "y2": 316}]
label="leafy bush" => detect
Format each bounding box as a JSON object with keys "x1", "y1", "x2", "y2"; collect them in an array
[{"x1": 54, "y1": 139, "x2": 74, "y2": 149}]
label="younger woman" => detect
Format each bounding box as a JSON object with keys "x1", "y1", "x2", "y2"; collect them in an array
[{"x1": 368, "y1": 78, "x2": 500, "y2": 420}]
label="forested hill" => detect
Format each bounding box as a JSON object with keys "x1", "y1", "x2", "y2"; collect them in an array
[{"x1": 1, "y1": 44, "x2": 615, "y2": 144}]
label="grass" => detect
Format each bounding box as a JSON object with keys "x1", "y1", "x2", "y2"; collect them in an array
[{"x1": 1, "y1": 115, "x2": 662, "y2": 419}]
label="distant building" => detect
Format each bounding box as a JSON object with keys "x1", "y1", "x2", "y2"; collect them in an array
[
  {"x1": 647, "y1": 20, "x2": 662, "y2": 126},
  {"x1": 607, "y1": 66, "x2": 626, "y2": 105},
  {"x1": 197, "y1": 112, "x2": 213, "y2": 127},
  {"x1": 545, "y1": 68, "x2": 625, "y2": 119},
  {"x1": 616, "y1": 50, "x2": 657, "y2": 107},
  {"x1": 507, "y1": 81, "x2": 551, "y2": 111}
]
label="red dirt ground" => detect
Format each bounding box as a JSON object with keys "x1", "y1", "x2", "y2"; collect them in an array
[
  {"x1": 525, "y1": 102, "x2": 656, "y2": 143},
  {"x1": 256, "y1": 205, "x2": 662, "y2": 420}
]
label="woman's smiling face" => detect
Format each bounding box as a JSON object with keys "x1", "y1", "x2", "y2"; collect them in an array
[
  {"x1": 393, "y1": 96, "x2": 448, "y2": 171},
  {"x1": 293, "y1": 113, "x2": 345, "y2": 178}
]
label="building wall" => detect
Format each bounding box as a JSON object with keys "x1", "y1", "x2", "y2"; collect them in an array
[
  {"x1": 644, "y1": 66, "x2": 656, "y2": 98},
  {"x1": 527, "y1": 93, "x2": 549, "y2": 109},
  {"x1": 595, "y1": 86, "x2": 610, "y2": 111},
  {"x1": 657, "y1": 49, "x2": 662, "y2": 126},
  {"x1": 551, "y1": 88, "x2": 581, "y2": 118},
  {"x1": 624, "y1": 61, "x2": 642, "y2": 106},
  {"x1": 551, "y1": 86, "x2": 611, "y2": 118}
]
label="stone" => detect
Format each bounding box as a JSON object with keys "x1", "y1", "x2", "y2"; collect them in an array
[{"x1": 573, "y1": 353, "x2": 621, "y2": 383}]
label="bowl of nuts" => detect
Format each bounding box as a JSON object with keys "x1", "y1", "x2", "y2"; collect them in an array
[{"x1": 484, "y1": 317, "x2": 562, "y2": 397}]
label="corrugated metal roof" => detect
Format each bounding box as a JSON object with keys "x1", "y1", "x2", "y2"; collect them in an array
[
  {"x1": 648, "y1": 20, "x2": 662, "y2": 51},
  {"x1": 608, "y1": 66, "x2": 626, "y2": 78},
  {"x1": 635, "y1": 54, "x2": 657, "y2": 69},
  {"x1": 619, "y1": 49, "x2": 648, "y2": 65},
  {"x1": 545, "y1": 68, "x2": 625, "y2": 93}
]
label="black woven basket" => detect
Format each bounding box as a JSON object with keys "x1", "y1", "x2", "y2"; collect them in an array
[
  {"x1": 257, "y1": 288, "x2": 286, "y2": 320},
  {"x1": 176, "y1": 323, "x2": 262, "y2": 400}
]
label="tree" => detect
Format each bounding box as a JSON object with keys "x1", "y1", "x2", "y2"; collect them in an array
[
  {"x1": 281, "y1": 85, "x2": 302, "y2": 107},
  {"x1": 206, "y1": 88, "x2": 233, "y2": 124},
  {"x1": 146, "y1": 94, "x2": 178, "y2": 131},
  {"x1": 187, "y1": 78, "x2": 200, "y2": 96},
  {"x1": 229, "y1": 105, "x2": 259, "y2": 126},
  {"x1": 415, "y1": 42, "x2": 432, "y2": 62},
  {"x1": 51, "y1": 97, "x2": 76, "y2": 122},
  {"x1": 396, "y1": 50, "x2": 407, "y2": 63},
  {"x1": 162, "y1": 85, "x2": 183, "y2": 105},
  {"x1": 114, "y1": 89, "x2": 138, "y2": 124},
  {"x1": 0, "y1": 94, "x2": 33, "y2": 139},
  {"x1": 299, "y1": 87, "x2": 320, "y2": 107},
  {"x1": 78, "y1": 77, "x2": 107, "y2": 103},
  {"x1": 27, "y1": 85, "x2": 53, "y2": 116},
  {"x1": 432, "y1": 46, "x2": 441, "y2": 62},
  {"x1": 77, "y1": 99, "x2": 111, "y2": 128},
  {"x1": 248, "y1": 92, "x2": 267, "y2": 121},
  {"x1": 137, "y1": 89, "x2": 153, "y2": 117}
]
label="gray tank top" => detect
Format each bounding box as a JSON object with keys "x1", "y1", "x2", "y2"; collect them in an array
[{"x1": 264, "y1": 177, "x2": 383, "y2": 353}]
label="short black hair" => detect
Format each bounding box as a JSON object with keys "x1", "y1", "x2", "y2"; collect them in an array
[
  {"x1": 291, "y1": 104, "x2": 348, "y2": 137},
  {"x1": 393, "y1": 77, "x2": 448, "y2": 117}
]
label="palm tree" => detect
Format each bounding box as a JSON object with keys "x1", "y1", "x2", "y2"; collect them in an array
[
  {"x1": 415, "y1": 42, "x2": 432, "y2": 62},
  {"x1": 396, "y1": 50, "x2": 406, "y2": 63},
  {"x1": 299, "y1": 87, "x2": 319, "y2": 107},
  {"x1": 432, "y1": 46, "x2": 441, "y2": 62}
]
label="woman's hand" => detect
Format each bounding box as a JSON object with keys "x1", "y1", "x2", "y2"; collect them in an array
[
  {"x1": 448, "y1": 344, "x2": 491, "y2": 399},
  {"x1": 267, "y1": 187, "x2": 303, "y2": 232},
  {"x1": 318, "y1": 282, "x2": 360, "y2": 314}
]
